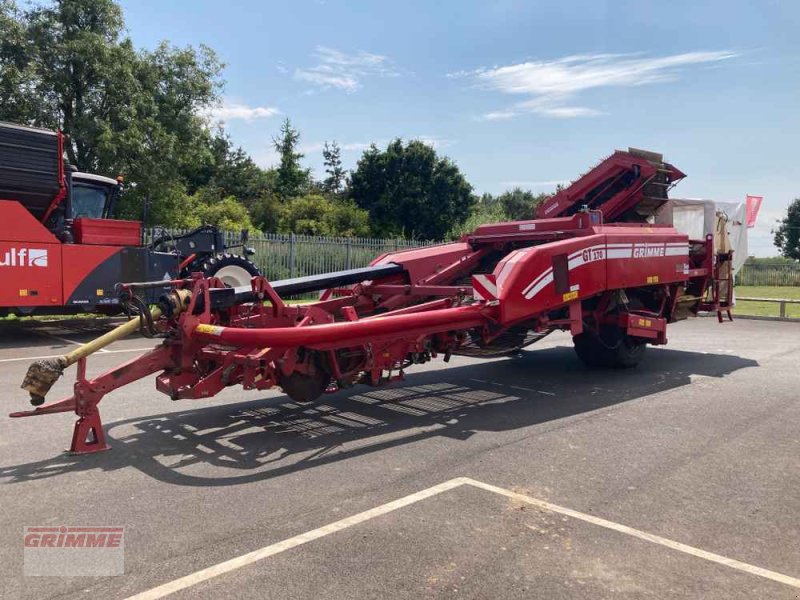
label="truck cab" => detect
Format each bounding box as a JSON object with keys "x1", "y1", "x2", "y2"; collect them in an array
[{"x1": 70, "y1": 172, "x2": 121, "y2": 220}]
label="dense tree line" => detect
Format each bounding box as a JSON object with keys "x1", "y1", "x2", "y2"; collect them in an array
[{"x1": 0, "y1": 0, "x2": 547, "y2": 240}]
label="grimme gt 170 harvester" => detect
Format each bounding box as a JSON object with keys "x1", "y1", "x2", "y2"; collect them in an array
[
  {"x1": 0, "y1": 121, "x2": 259, "y2": 316},
  {"x1": 12, "y1": 148, "x2": 734, "y2": 454}
]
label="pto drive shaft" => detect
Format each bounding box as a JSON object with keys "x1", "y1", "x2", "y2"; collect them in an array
[
  {"x1": 20, "y1": 289, "x2": 190, "y2": 406},
  {"x1": 20, "y1": 307, "x2": 163, "y2": 406}
]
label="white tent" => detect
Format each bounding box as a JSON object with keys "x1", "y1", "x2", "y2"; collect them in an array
[{"x1": 656, "y1": 198, "x2": 748, "y2": 275}]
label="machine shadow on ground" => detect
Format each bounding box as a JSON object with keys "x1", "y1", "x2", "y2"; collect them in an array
[{"x1": 0, "y1": 345, "x2": 757, "y2": 487}]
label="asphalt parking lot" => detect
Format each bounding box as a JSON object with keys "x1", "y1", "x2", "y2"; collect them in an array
[{"x1": 0, "y1": 317, "x2": 798, "y2": 599}]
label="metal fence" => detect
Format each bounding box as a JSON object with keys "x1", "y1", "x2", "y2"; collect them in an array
[
  {"x1": 735, "y1": 263, "x2": 800, "y2": 287},
  {"x1": 144, "y1": 228, "x2": 800, "y2": 288},
  {"x1": 144, "y1": 228, "x2": 441, "y2": 281}
]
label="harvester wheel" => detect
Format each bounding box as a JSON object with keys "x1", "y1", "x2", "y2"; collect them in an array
[
  {"x1": 573, "y1": 332, "x2": 608, "y2": 367},
  {"x1": 198, "y1": 253, "x2": 259, "y2": 288},
  {"x1": 573, "y1": 325, "x2": 646, "y2": 368},
  {"x1": 278, "y1": 370, "x2": 330, "y2": 404}
]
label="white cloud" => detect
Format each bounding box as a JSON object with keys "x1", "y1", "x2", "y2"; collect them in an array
[
  {"x1": 454, "y1": 50, "x2": 738, "y2": 120},
  {"x1": 294, "y1": 46, "x2": 398, "y2": 92},
  {"x1": 207, "y1": 102, "x2": 280, "y2": 122}
]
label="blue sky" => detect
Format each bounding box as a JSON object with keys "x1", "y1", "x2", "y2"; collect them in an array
[{"x1": 119, "y1": 0, "x2": 799, "y2": 255}]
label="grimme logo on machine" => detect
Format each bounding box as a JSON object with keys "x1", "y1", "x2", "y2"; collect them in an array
[
  {"x1": 0, "y1": 247, "x2": 48, "y2": 267},
  {"x1": 23, "y1": 526, "x2": 125, "y2": 576},
  {"x1": 632, "y1": 244, "x2": 666, "y2": 258}
]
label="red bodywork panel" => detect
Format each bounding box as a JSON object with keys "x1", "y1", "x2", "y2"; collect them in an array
[
  {"x1": 0, "y1": 200, "x2": 63, "y2": 306},
  {"x1": 496, "y1": 225, "x2": 689, "y2": 323},
  {"x1": 62, "y1": 244, "x2": 121, "y2": 303},
  {"x1": 73, "y1": 218, "x2": 141, "y2": 246},
  {"x1": 0, "y1": 199, "x2": 125, "y2": 309},
  {"x1": 0, "y1": 200, "x2": 60, "y2": 243},
  {"x1": 371, "y1": 241, "x2": 473, "y2": 284}
]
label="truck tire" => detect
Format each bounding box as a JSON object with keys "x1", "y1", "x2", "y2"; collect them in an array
[
  {"x1": 198, "y1": 253, "x2": 260, "y2": 288},
  {"x1": 573, "y1": 326, "x2": 646, "y2": 369}
]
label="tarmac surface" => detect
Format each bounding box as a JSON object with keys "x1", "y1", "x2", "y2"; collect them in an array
[{"x1": 0, "y1": 317, "x2": 798, "y2": 599}]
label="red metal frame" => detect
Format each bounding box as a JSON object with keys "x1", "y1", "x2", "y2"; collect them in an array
[{"x1": 9, "y1": 149, "x2": 729, "y2": 453}]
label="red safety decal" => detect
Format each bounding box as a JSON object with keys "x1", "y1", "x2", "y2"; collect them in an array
[{"x1": 472, "y1": 273, "x2": 498, "y2": 302}]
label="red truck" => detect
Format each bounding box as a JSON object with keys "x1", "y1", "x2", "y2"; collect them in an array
[{"x1": 0, "y1": 121, "x2": 259, "y2": 316}]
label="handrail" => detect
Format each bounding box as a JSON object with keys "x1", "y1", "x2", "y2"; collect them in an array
[
  {"x1": 737, "y1": 296, "x2": 799, "y2": 303},
  {"x1": 737, "y1": 296, "x2": 799, "y2": 319}
]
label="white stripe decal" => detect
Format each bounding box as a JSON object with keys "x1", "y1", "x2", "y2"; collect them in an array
[
  {"x1": 520, "y1": 240, "x2": 690, "y2": 301},
  {"x1": 522, "y1": 266, "x2": 553, "y2": 296},
  {"x1": 665, "y1": 247, "x2": 689, "y2": 256},
  {"x1": 524, "y1": 273, "x2": 554, "y2": 299},
  {"x1": 472, "y1": 274, "x2": 498, "y2": 301},
  {"x1": 607, "y1": 248, "x2": 633, "y2": 259}
]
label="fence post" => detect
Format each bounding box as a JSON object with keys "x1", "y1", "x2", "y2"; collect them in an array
[
  {"x1": 780, "y1": 301, "x2": 787, "y2": 319},
  {"x1": 289, "y1": 233, "x2": 296, "y2": 278},
  {"x1": 346, "y1": 238, "x2": 352, "y2": 270}
]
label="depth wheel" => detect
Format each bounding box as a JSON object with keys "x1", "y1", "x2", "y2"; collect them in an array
[{"x1": 197, "y1": 253, "x2": 259, "y2": 287}]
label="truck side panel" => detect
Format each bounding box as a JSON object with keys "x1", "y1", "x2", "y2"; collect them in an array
[
  {"x1": 63, "y1": 246, "x2": 180, "y2": 308},
  {"x1": 0, "y1": 240, "x2": 63, "y2": 307}
]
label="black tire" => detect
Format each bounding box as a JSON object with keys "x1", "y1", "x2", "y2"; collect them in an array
[
  {"x1": 196, "y1": 253, "x2": 260, "y2": 287},
  {"x1": 573, "y1": 331, "x2": 609, "y2": 367},
  {"x1": 573, "y1": 325, "x2": 646, "y2": 369}
]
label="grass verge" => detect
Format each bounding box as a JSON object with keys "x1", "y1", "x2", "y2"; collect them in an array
[{"x1": 734, "y1": 286, "x2": 800, "y2": 318}]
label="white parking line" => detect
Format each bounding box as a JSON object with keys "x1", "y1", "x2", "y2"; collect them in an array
[
  {"x1": 464, "y1": 478, "x2": 800, "y2": 590},
  {"x1": 126, "y1": 478, "x2": 468, "y2": 600},
  {"x1": 0, "y1": 347, "x2": 152, "y2": 364},
  {"x1": 126, "y1": 477, "x2": 800, "y2": 599}
]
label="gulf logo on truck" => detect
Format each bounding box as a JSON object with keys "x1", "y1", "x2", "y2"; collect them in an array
[{"x1": 0, "y1": 248, "x2": 48, "y2": 268}]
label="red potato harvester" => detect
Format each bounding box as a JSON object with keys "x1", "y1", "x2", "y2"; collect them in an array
[{"x1": 12, "y1": 148, "x2": 734, "y2": 454}]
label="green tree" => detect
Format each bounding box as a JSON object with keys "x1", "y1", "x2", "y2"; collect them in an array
[
  {"x1": 192, "y1": 134, "x2": 276, "y2": 209},
  {"x1": 273, "y1": 118, "x2": 309, "y2": 199},
  {"x1": 773, "y1": 198, "x2": 800, "y2": 260},
  {"x1": 349, "y1": 139, "x2": 475, "y2": 240},
  {"x1": 322, "y1": 140, "x2": 346, "y2": 196},
  {"x1": 195, "y1": 194, "x2": 257, "y2": 232},
  {"x1": 448, "y1": 193, "x2": 505, "y2": 238},
  {"x1": 278, "y1": 194, "x2": 369, "y2": 236},
  {"x1": 496, "y1": 188, "x2": 549, "y2": 221}
]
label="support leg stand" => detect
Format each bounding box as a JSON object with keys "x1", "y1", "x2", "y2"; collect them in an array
[{"x1": 68, "y1": 409, "x2": 110, "y2": 454}]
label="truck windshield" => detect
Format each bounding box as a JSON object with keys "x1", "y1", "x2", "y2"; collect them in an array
[{"x1": 71, "y1": 183, "x2": 109, "y2": 219}]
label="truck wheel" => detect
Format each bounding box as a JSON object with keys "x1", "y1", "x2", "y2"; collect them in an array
[
  {"x1": 199, "y1": 253, "x2": 259, "y2": 288},
  {"x1": 573, "y1": 326, "x2": 646, "y2": 368}
]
